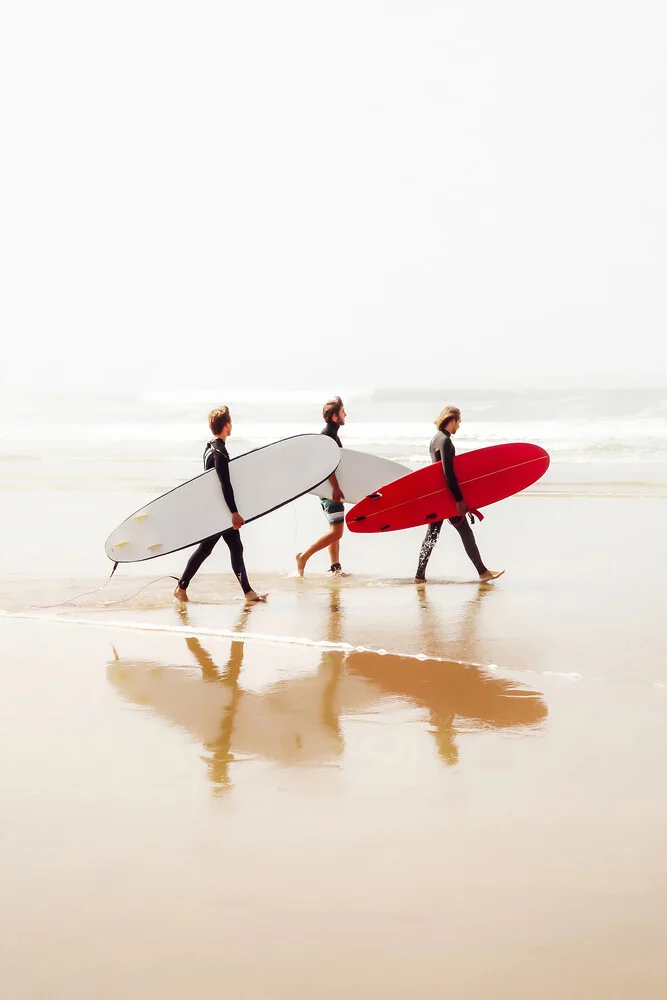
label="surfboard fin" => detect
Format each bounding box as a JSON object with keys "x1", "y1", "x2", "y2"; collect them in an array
[
  {"x1": 132, "y1": 512, "x2": 149, "y2": 520},
  {"x1": 146, "y1": 543, "x2": 163, "y2": 552},
  {"x1": 113, "y1": 540, "x2": 130, "y2": 548},
  {"x1": 367, "y1": 492, "x2": 382, "y2": 499}
]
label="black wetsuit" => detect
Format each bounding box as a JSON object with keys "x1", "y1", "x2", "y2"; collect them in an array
[
  {"x1": 321, "y1": 421, "x2": 342, "y2": 448},
  {"x1": 178, "y1": 439, "x2": 252, "y2": 594},
  {"x1": 415, "y1": 429, "x2": 487, "y2": 579}
]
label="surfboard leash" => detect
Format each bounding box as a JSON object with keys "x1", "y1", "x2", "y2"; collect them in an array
[
  {"x1": 29, "y1": 562, "x2": 180, "y2": 610},
  {"x1": 449, "y1": 508, "x2": 485, "y2": 527},
  {"x1": 96, "y1": 574, "x2": 181, "y2": 607}
]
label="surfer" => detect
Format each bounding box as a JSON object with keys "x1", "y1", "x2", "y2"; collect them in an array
[
  {"x1": 414, "y1": 406, "x2": 504, "y2": 584},
  {"x1": 173, "y1": 406, "x2": 267, "y2": 604},
  {"x1": 296, "y1": 396, "x2": 346, "y2": 576}
]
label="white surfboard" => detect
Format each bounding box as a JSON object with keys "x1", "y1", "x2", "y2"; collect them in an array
[
  {"x1": 106, "y1": 434, "x2": 341, "y2": 563},
  {"x1": 311, "y1": 449, "x2": 411, "y2": 504}
]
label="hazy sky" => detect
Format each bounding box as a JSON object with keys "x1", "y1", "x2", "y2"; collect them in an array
[{"x1": 2, "y1": 0, "x2": 666, "y2": 393}]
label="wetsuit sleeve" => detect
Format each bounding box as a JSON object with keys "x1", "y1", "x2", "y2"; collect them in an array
[
  {"x1": 442, "y1": 436, "x2": 463, "y2": 502},
  {"x1": 213, "y1": 449, "x2": 239, "y2": 514}
]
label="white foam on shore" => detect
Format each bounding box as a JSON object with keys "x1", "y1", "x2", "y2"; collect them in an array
[
  {"x1": 2, "y1": 609, "x2": 665, "y2": 693},
  {"x1": 1, "y1": 609, "x2": 487, "y2": 669}
]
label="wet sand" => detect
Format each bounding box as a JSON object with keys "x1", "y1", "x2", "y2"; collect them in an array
[{"x1": 1, "y1": 489, "x2": 667, "y2": 998}]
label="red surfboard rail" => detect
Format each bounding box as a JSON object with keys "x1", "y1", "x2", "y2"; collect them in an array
[{"x1": 346, "y1": 443, "x2": 550, "y2": 533}]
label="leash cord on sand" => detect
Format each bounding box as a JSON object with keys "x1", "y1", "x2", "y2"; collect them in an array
[
  {"x1": 30, "y1": 563, "x2": 179, "y2": 610},
  {"x1": 94, "y1": 575, "x2": 180, "y2": 607}
]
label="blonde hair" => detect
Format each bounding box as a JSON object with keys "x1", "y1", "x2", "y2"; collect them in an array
[{"x1": 434, "y1": 406, "x2": 461, "y2": 432}]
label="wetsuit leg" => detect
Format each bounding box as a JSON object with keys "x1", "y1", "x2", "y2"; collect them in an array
[
  {"x1": 222, "y1": 527, "x2": 252, "y2": 595},
  {"x1": 416, "y1": 521, "x2": 443, "y2": 580},
  {"x1": 448, "y1": 517, "x2": 487, "y2": 575},
  {"x1": 178, "y1": 532, "x2": 222, "y2": 589}
]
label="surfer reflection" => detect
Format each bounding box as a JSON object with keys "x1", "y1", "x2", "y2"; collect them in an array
[
  {"x1": 107, "y1": 584, "x2": 546, "y2": 786},
  {"x1": 317, "y1": 582, "x2": 346, "y2": 753},
  {"x1": 346, "y1": 586, "x2": 547, "y2": 767},
  {"x1": 185, "y1": 611, "x2": 251, "y2": 793},
  {"x1": 106, "y1": 591, "x2": 354, "y2": 794},
  {"x1": 106, "y1": 604, "x2": 254, "y2": 795}
]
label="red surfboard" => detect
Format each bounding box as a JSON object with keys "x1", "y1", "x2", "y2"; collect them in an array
[{"x1": 346, "y1": 443, "x2": 550, "y2": 533}]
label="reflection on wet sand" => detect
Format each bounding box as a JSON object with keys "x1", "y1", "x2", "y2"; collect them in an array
[
  {"x1": 107, "y1": 585, "x2": 547, "y2": 791},
  {"x1": 346, "y1": 653, "x2": 547, "y2": 767},
  {"x1": 347, "y1": 585, "x2": 548, "y2": 765},
  {"x1": 107, "y1": 601, "x2": 362, "y2": 794}
]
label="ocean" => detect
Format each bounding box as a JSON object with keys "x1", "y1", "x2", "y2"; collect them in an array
[{"x1": 2, "y1": 385, "x2": 666, "y2": 476}]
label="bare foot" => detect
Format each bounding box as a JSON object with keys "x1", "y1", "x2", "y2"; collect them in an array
[
  {"x1": 173, "y1": 586, "x2": 189, "y2": 602},
  {"x1": 479, "y1": 569, "x2": 505, "y2": 583},
  {"x1": 295, "y1": 552, "x2": 307, "y2": 577},
  {"x1": 245, "y1": 591, "x2": 268, "y2": 604}
]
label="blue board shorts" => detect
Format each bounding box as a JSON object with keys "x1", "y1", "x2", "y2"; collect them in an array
[{"x1": 320, "y1": 498, "x2": 345, "y2": 526}]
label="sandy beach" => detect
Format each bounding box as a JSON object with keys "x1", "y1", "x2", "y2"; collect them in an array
[
  {"x1": 2, "y1": 0, "x2": 666, "y2": 984},
  {"x1": 2, "y1": 467, "x2": 667, "y2": 998}
]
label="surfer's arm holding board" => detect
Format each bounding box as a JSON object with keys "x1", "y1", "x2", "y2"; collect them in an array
[
  {"x1": 211, "y1": 441, "x2": 244, "y2": 529},
  {"x1": 328, "y1": 470, "x2": 344, "y2": 503},
  {"x1": 440, "y1": 433, "x2": 469, "y2": 517}
]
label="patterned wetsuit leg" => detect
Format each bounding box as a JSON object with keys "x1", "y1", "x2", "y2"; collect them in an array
[
  {"x1": 416, "y1": 521, "x2": 443, "y2": 579},
  {"x1": 416, "y1": 517, "x2": 488, "y2": 578}
]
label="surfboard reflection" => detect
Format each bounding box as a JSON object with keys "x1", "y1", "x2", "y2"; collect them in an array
[{"x1": 106, "y1": 588, "x2": 547, "y2": 792}]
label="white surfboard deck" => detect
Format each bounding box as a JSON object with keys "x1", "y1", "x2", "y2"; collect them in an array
[
  {"x1": 106, "y1": 434, "x2": 341, "y2": 563},
  {"x1": 311, "y1": 449, "x2": 411, "y2": 504}
]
